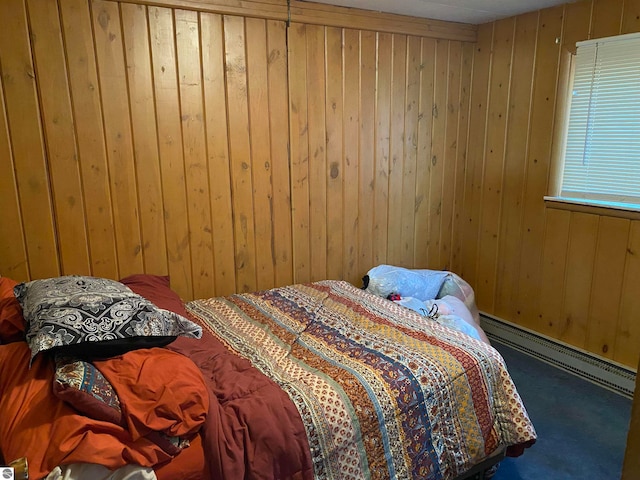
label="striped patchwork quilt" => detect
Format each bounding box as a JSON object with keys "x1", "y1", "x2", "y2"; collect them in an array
[{"x1": 186, "y1": 280, "x2": 536, "y2": 480}]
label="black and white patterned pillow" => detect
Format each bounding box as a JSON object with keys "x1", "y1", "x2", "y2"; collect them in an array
[{"x1": 15, "y1": 276, "x2": 202, "y2": 361}]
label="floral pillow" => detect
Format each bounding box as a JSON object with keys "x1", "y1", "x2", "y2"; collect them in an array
[
  {"x1": 53, "y1": 355, "x2": 124, "y2": 426},
  {"x1": 15, "y1": 275, "x2": 202, "y2": 361}
]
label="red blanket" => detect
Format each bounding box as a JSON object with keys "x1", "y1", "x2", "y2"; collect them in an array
[
  {"x1": 166, "y1": 333, "x2": 313, "y2": 480},
  {"x1": 0, "y1": 342, "x2": 188, "y2": 479},
  {"x1": 0, "y1": 274, "x2": 313, "y2": 480}
]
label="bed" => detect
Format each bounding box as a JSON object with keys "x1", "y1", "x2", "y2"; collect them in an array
[{"x1": 0, "y1": 273, "x2": 536, "y2": 480}]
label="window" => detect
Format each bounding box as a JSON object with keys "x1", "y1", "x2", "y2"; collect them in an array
[{"x1": 553, "y1": 32, "x2": 640, "y2": 211}]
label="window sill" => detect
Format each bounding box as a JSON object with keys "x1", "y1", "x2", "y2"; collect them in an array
[{"x1": 544, "y1": 197, "x2": 640, "y2": 220}]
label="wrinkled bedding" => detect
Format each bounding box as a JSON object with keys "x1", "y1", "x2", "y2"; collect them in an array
[
  {"x1": 0, "y1": 342, "x2": 206, "y2": 479},
  {"x1": 0, "y1": 276, "x2": 535, "y2": 480},
  {"x1": 185, "y1": 280, "x2": 536, "y2": 480}
]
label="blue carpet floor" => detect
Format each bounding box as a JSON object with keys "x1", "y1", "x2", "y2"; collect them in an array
[{"x1": 490, "y1": 341, "x2": 633, "y2": 480}]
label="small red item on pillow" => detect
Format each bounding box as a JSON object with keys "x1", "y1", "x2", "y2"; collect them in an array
[
  {"x1": 119, "y1": 274, "x2": 188, "y2": 317},
  {"x1": 0, "y1": 276, "x2": 18, "y2": 299},
  {"x1": 0, "y1": 296, "x2": 26, "y2": 344}
]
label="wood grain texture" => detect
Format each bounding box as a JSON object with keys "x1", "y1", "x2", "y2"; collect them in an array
[
  {"x1": 413, "y1": 38, "x2": 435, "y2": 268},
  {"x1": 60, "y1": 0, "x2": 119, "y2": 279},
  {"x1": 265, "y1": 20, "x2": 293, "y2": 288},
  {"x1": 493, "y1": 11, "x2": 537, "y2": 320},
  {"x1": 8, "y1": 0, "x2": 639, "y2": 370},
  {"x1": 288, "y1": 22, "x2": 311, "y2": 284},
  {"x1": 27, "y1": 0, "x2": 91, "y2": 276},
  {"x1": 387, "y1": 34, "x2": 407, "y2": 267},
  {"x1": 373, "y1": 33, "x2": 392, "y2": 267},
  {"x1": 358, "y1": 30, "x2": 376, "y2": 281},
  {"x1": 324, "y1": 27, "x2": 344, "y2": 280},
  {"x1": 116, "y1": 0, "x2": 478, "y2": 41},
  {"x1": 474, "y1": 18, "x2": 514, "y2": 311},
  {"x1": 343, "y1": 29, "x2": 360, "y2": 284},
  {"x1": 121, "y1": 3, "x2": 168, "y2": 277},
  {"x1": 305, "y1": 24, "x2": 328, "y2": 282},
  {"x1": 0, "y1": 72, "x2": 29, "y2": 279},
  {"x1": 148, "y1": 5, "x2": 193, "y2": 298},
  {"x1": 0, "y1": 0, "x2": 59, "y2": 279},
  {"x1": 245, "y1": 17, "x2": 275, "y2": 291},
  {"x1": 92, "y1": 0, "x2": 145, "y2": 279},
  {"x1": 201, "y1": 12, "x2": 237, "y2": 296},
  {"x1": 224, "y1": 15, "x2": 257, "y2": 293},
  {"x1": 462, "y1": 0, "x2": 640, "y2": 367}
]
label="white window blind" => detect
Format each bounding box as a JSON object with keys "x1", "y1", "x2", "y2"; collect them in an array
[{"x1": 560, "y1": 32, "x2": 640, "y2": 209}]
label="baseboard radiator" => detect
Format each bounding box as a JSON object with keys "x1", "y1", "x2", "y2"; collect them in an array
[{"x1": 480, "y1": 313, "x2": 637, "y2": 399}]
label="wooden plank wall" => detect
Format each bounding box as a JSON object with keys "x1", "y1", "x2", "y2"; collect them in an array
[
  {"x1": 462, "y1": 0, "x2": 640, "y2": 368},
  {"x1": 0, "y1": 0, "x2": 474, "y2": 303},
  {"x1": 4, "y1": 0, "x2": 637, "y2": 369},
  {"x1": 0, "y1": 0, "x2": 291, "y2": 300},
  {"x1": 287, "y1": 24, "x2": 474, "y2": 285}
]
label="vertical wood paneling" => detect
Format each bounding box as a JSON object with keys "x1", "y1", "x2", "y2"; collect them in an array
[
  {"x1": 288, "y1": 23, "x2": 311, "y2": 283},
  {"x1": 148, "y1": 5, "x2": 193, "y2": 298},
  {"x1": 60, "y1": 0, "x2": 119, "y2": 279},
  {"x1": 460, "y1": 24, "x2": 493, "y2": 287},
  {"x1": 538, "y1": 208, "x2": 570, "y2": 338},
  {"x1": 343, "y1": 29, "x2": 360, "y2": 283},
  {"x1": 587, "y1": 217, "x2": 630, "y2": 358},
  {"x1": 176, "y1": 9, "x2": 215, "y2": 298},
  {"x1": 0, "y1": 0, "x2": 59, "y2": 279},
  {"x1": 121, "y1": 3, "x2": 168, "y2": 277},
  {"x1": 426, "y1": 40, "x2": 447, "y2": 269},
  {"x1": 387, "y1": 34, "x2": 407, "y2": 266},
  {"x1": 27, "y1": 0, "x2": 91, "y2": 276},
  {"x1": 245, "y1": 17, "x2": 275, "y2": 290},
  {"x1": 400, "y1": 36, "x2": 420, "y2": 267},
  {"x1": 358, "y1": 30, "x2": 376, "y2": 278},
  {"x1": 622, "y1": 0, "x2": 640, "y2": 34},
  {"x1": 617, "y1": 221, "x2": 640, "y2": 367},
  {"x1": 373, "y1": 33, "x2": 392, "y2": 267},
  {"x1": 265, "y1": 20, "x2": 293, "y2": 288},
  {"x1": 474, "y1": 18, "x2": 514, "y2": 311},
  {"x1": 414, "y1": 38, "x2": 435, "y2": 268},
  {"x1": 10, "y1": 0, "x2": 640, "y2": 370},
  {"x1": 493, "y1": 11, "x2": 537, "y2": 319},
  {"x1": 305, "y1": 24, "x2": 327, "y2": 282},
  {"x1": 560, "y1": 213, "x2": 598, "y2": 348},
  {"x1": 514, "y1": 6, "x2": 563, "y2": 329},
  {"x1": 449, "y1": 41, "x2": 473, "y2": 272},
  {"x1": 92, "y1": 0, "x2": 144, "y2": 279},
  {"x1": 0, "y1": 75, "x2": 29, "y2": 279},
  {"x1": 224, "y1": 15, "x2": 257, "y2": 293},
  {"x1": 201, "y1": 13, "x2": 236, "y2": 296},
  {"x1": 465, "y1": 0, "x2": 640, "y2": 367},
  {"x1": 2, "y1": 1, "x2": 473, "y2": 311},
  {"x1": 439, "y1": 41, "x2": 461, "y2": 271},
  {"x1": 590, "y1": 0, "x2": 624, "y2": 38},
  {"x1": 325, "y1": 27, "x2": 344, "y2": 279}
]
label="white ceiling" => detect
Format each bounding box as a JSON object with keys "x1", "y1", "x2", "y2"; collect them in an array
[{"x1": 304, "y1": 0, "x2": 575, "y2": 24}]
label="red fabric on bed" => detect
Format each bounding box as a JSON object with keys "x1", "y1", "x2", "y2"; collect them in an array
[
  {"x1": 0, "y1": 297, "x2": 25, "y2": 343},
  {"x1": 0, "y1": 342, "x2": 175, "y2": 480},
  {"x1": 120, "y1": 274, "x2": 188, "y2": 316},
  {"x1": 93, "y1": 348, "x2": 209, "y2": 442},
  {"x1": 123, "y1": 274, "x2": 313, "y2": 479},
  {"x1": 0, "y1": 277, "x2": 18, "y2": 299},
  {"x1": 155, "y1": 433, "x2": 207, "y2": 480},
  {"x1": 0, "y1": 277, "x2": 25, "y2": 343},
  {"x1": 168, "y1": 331, "x2": 314, "y2": 480}
]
